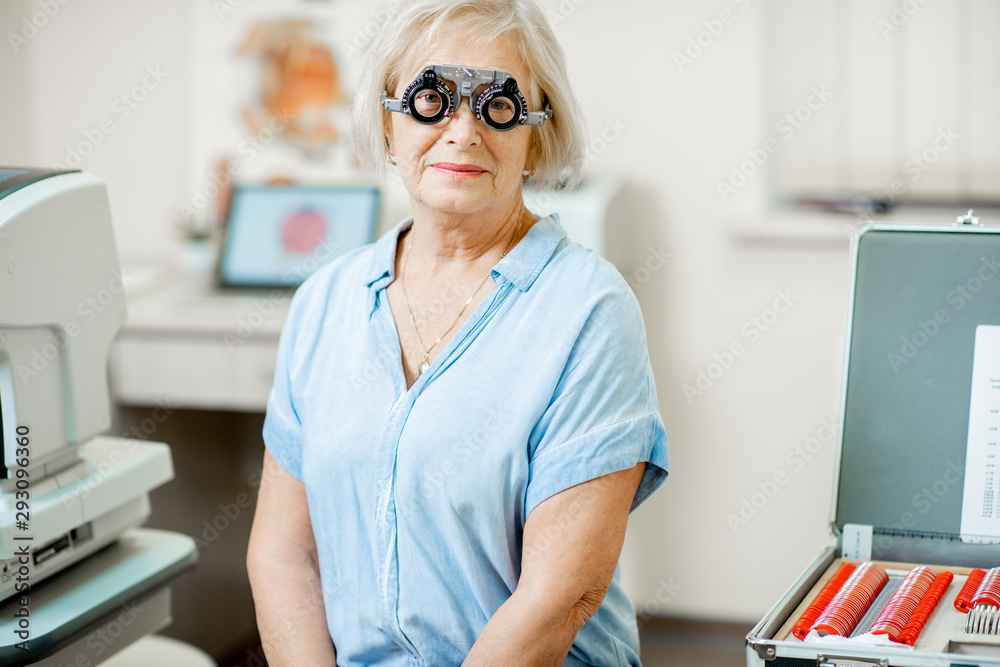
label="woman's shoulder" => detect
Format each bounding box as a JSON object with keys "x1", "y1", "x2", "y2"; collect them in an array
[
  {"x1": 297, "y1": 243, "x2": 373, "y2": 295},
  {"x1": 534, "y1": 214, "x2": 638, "y2": 309},
  {"x1": 282, "y1": 239, "x2": 380, "y2": 332},
  {"x1": 298, "y1": 243, "x2": 369, "y2": 292},
  {"x1": 520, "y1": 214, "x2": 646, "y2": 342}
]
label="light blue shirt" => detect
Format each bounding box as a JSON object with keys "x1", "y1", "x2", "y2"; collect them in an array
[{"x1": 263, "y1": 213, "x2": 669, "y2": 666}]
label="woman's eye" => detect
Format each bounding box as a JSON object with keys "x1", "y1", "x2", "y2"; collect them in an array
[
  {"x1": 413, "y1": 90, "x2": 443, "y2": 114},
  {"x1": 485, "y1": 97, "x2": 516, "y2": 124}
]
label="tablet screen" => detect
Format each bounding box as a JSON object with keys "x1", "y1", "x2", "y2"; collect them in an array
[{"x1": 219, "y1": 185, "x2": 379, "y2": 287}]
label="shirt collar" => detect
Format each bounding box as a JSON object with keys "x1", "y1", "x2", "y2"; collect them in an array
[
  {"x1": 363, "y1": 217, "x2": 411, "y2": 291},
  {"x1": 493, "y1": 213, "x2": 565, "y2": 291},
  {"x1": 363, "y1": 213, "x2": 566, "y2": 300}
]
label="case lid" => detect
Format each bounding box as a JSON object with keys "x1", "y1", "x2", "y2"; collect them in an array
[{"x1": 833, "y1": 221, "x2": 1000, "y2": 562}]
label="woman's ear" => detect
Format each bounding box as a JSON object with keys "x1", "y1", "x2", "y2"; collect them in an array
[
  {"x1": 384, "y1": 128, "x2": 395, "y2": 160},
  {"x1": 525, "y1": 132, "x2": 541, "y2": 175}
]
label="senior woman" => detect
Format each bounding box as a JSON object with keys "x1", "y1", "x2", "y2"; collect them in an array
[{"x1": 247, "y1": 1, "x2": 668, "y2": 665}]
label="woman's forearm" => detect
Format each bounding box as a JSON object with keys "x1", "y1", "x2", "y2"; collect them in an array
[
  {"x1": 248, "y1": 550, "x2": 337, "y2": 667},
  {"x1": 463, "y1": 588, "x2": 586, "y2": 666}
]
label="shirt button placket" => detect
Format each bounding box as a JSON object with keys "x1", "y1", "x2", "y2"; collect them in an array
[{"x1": 374, "y1": 379, "x2": 421, "y2": 656}]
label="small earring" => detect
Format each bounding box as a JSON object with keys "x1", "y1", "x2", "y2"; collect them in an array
[
  {"x1": 522, "y1": 169, "x2": 532, "y2": 180},
  {"x1": 386, "y1": 154, "x2": 397, "y2": 166}
]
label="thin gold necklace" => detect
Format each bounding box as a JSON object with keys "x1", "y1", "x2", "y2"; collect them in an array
[{"x1": 400, "y1": 217, "x2": 523, "y2": 376}]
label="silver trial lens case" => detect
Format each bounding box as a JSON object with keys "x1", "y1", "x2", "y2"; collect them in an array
[{"x1": 746, "y1": 211, "x2": 1000, "y2": 666}]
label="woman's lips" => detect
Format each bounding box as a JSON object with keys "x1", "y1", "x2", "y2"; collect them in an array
[{"x1": 432, "y1": 163, "x2": 487, "y2": 179}]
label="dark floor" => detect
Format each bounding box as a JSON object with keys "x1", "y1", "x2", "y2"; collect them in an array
[
  {"x1": 115, "y1": 406, "x2": 266, "y2": 664},
  {"x1": 223, "y1": 619, "x2": 750, "y2": 666},
  {"x1": 639, "y1": 618, "x2": 748, "y2": 667}
]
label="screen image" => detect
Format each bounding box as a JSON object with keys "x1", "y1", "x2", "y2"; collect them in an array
[
  {"x1": 0, "y1": 170, "x2": 28, "y2": 183},
  {"x1": 219, "y1": 185, "x2": 379, "y2": 287}
]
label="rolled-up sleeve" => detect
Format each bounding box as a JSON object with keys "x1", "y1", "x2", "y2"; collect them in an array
[
  {"x1": 262, "y1": 291, "x2": 306, "y2": 482},
  {"x1": 524, "y1": 283, "x2": 669, "y2": 518}
]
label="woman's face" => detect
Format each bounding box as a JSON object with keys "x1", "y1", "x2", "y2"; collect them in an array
[{"x1": 386, "y1": 28, "x2": 535, "y2": 218}]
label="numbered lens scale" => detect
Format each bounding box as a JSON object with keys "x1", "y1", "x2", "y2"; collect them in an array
[{"x1": 747, "y1": 212, "x2": 1000, "y2": 666}]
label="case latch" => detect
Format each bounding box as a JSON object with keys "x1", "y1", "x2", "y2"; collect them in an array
[
  {"x1": 955, "y1": 209, "x2": 981, "y2": 226},
  {"x1": 817, "y1": 655, "x2": 888, "y2": 667}
]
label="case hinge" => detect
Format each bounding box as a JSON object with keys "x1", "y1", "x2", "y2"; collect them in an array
[
  {"x1": 747, "y1": 639, "x2": 775, "y2": 661},
  {"x1": 817, "y1": 654, "x2": 888, "y2": 667}
]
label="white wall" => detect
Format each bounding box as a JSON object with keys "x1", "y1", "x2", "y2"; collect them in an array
[
  {"x1": 541, "y1": 0, "x2": 852, "y2": 622},
  {"x1": 1, "y1": 0, "x2": 864, "y2": 623},
  {"x1": 1, "y1": 0, "x2": 193, "y2": 263},
  {"x1": 0, "y1": 1, "x2": 34, "y2": 164}
]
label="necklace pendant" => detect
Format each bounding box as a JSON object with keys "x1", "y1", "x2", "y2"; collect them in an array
[{"x1": 418, "y1": 360, "x2": 430, "y2": 375}]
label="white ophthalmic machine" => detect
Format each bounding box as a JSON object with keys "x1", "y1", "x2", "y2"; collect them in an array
[{"x1": 0, "y1": 168, "x2": 196, "y2": 665}]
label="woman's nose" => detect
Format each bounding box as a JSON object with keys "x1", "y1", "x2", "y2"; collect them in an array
[{"x1": 441, "y1": 99, "x2": 482, "y2": 146}]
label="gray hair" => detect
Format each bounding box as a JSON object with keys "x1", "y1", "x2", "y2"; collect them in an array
[{"x1": 351, "y1": 0, "x2": 585, "y2": 190}]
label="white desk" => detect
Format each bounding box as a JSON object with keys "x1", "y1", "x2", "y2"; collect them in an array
[
  {"x1": 111, "y1": 271, "x2": 291, "y2": 412},
  {"x1": 0, "y1": 529, "x2": 197, "y2": 666}
]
